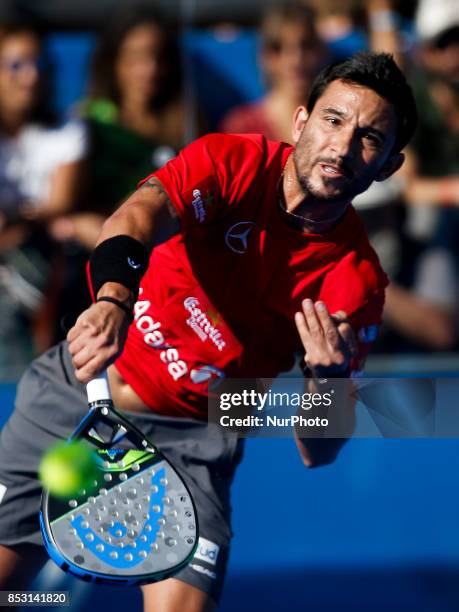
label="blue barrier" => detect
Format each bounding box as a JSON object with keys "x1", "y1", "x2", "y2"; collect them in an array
[{"x1": 46, "y1": 33, "x2": 96, "y2": 120}]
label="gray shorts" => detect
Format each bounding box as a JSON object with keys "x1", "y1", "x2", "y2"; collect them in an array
[{"x1": 0, "y1": 342, "x2": 244, "y2": 603}]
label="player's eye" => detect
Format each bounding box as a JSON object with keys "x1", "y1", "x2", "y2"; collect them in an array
[
  {"x1": 324, "y1": 116, "x2": 340, "y2": 126},
  {"x1": 363, "y1": 133, "x2": 382, "y2": 148}
]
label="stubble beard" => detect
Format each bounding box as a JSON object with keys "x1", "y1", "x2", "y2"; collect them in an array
[{"x1": 293, "y1": 147, "x2": 356, "y2": 203}]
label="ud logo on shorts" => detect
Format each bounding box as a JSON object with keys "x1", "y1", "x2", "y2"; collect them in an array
[
  {"x1": 225, "y1": 221, "x2": 255, "y2": 254},
  {"x1": 194, "y1": 537, "x2": 220, "y2": 566}
]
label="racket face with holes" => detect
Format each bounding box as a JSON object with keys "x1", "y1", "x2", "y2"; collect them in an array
[{"x1": 40, "y1": 409, "x2": 198, "y2": 586}]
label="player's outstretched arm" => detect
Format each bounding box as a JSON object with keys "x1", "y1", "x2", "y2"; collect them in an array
[
  {"x1": 294, "y1": 300, "x2": 357, "y2": 468},
  {"x1": 68, "y1": 178, "x2": 179, "y2": 383}
]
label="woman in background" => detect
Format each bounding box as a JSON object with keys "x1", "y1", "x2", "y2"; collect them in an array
[
  {"x1": 52, "y1": 8, "x2": 194, "y2": 252},
  {"x1": 0, "y1": 22, "x2": 87, "y2": 378},
  {"x1": 50, "y1": 9, "x2": 198, "y2": 331},
  {"x1": 84, "y1": 8, "x2": 189, "y2": 211}
]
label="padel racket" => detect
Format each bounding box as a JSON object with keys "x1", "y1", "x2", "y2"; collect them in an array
[{"x1": 40, "y1": 372, "x2": 198, "y2": 586}]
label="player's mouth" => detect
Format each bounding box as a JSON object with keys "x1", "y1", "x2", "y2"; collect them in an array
[{"x1": 318, "y1": 163, "x2": 352, "y2": 180}]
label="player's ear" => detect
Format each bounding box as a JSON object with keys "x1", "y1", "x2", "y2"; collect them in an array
[
  {"x1": 375, "y1": 152, "x2": 404, "y2": 182},
  {"x1": 292, "y1": 106, "x2": 309, "y2": 144}
]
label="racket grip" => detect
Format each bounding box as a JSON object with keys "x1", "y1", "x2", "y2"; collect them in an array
[{"x1": 86, "y1": 372, "x2": 112, "y2": 403}]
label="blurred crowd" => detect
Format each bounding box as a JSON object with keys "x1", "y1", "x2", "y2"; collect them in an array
[{"x1": 0, "y1": 0, "x2": 458, "y2": 380}]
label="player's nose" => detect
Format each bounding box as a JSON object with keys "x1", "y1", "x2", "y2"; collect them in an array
[{"x1": 330, "y1": 127, "x2": 359, "y2": 162}]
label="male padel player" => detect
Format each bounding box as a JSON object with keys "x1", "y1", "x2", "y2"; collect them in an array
[{"x1": 0, "y1": 52, "x2": 416, "y2": 611}]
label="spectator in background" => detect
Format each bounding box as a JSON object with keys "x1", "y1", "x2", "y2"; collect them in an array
[
  {"x1": 52, "y1": 8, "x2": 194, "y2": 254},
  {"x1": 402, "y1": 0, "x2": 459, "y2": 214},
  {"x1": 307, "y1": 0, "x2": 368, "y2": 60},
  {"x1": 49, "y1": 9, "x2": 198, "y2": 331},
  {"x1": 376, "y1": 0, "x2": 459, "y2": 351},
  {"x1": 219, "y1": 2, "x2": 329, "y2": 144},
  {"x1": 0, "y1": 22, "x2": 87, "y2": 379},
  {"x1": 85, "y1": 8, "x2": 188, "y2": 210}
]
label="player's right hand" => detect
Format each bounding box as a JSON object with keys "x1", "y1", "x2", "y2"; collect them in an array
[
  {"x1": 67, "y1": 301, "x2": 130, "y2": 383},
  {"x1": 294, "y1": 299, "x2": 358, "y2": 378}
]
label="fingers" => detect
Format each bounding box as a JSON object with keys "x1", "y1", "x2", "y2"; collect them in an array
[
  {"x1": 295, "y1": 300, "x2": 354, "y2": 374},
  {"x1": 331, "y1": 310, "x2": 358, "y2": 356},
  {"x1": 67, "y1": 302, "x2": 128, "y2": 383},
  {"x1": 295, "y1": 300, "x2": 330, "y2": 345},
  {"x1": 73, "y1": 354, "x2": 105, "y2": 383},
  {"x1": 297, "y1": 300, "x2": 339, "y2": 342},
  {"x1": 314, "y1": 301, "x2": 340, "y2": 348},
  {"x1": 294, "y1": 310, "x2": 310, "y2": 347},
  {"x1": 306, "y1": 300, "x2": 328, "y2": 341},
  {"x1": 71, "y1": 338, "x2": 121, "y2": 383},
  {"x1": 71, "y1": 335, "x2": 116, "y2": 371},
  {"x1": 337, "y1": 322, "x2": 358, "y2": 356}
]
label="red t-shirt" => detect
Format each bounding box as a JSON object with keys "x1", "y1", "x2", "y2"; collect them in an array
[{"x1": 115, "y1": 134, "x2": 388, "y2": 418}]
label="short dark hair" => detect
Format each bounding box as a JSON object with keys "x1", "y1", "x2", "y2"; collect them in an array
[{"x1": 307, "y1": 52, "x2": 417, "y2": 153}]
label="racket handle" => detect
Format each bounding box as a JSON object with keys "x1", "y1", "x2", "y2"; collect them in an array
[{"x1": 86, "y1": 372, "x2": 112, "y2": 403}]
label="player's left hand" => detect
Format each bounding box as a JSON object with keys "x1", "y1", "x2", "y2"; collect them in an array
[{"x1": 294, "y1": 299, "x2": 358, "y2": 377}]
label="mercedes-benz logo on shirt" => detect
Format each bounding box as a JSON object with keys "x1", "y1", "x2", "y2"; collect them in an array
[{"x1": 225, "y1": 221, "x2": 255, "y2": 254}]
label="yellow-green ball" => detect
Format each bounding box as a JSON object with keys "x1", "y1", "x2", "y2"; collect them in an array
[{"x1": 39, "y1": 441, "x2": 98, "y2": 499}]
